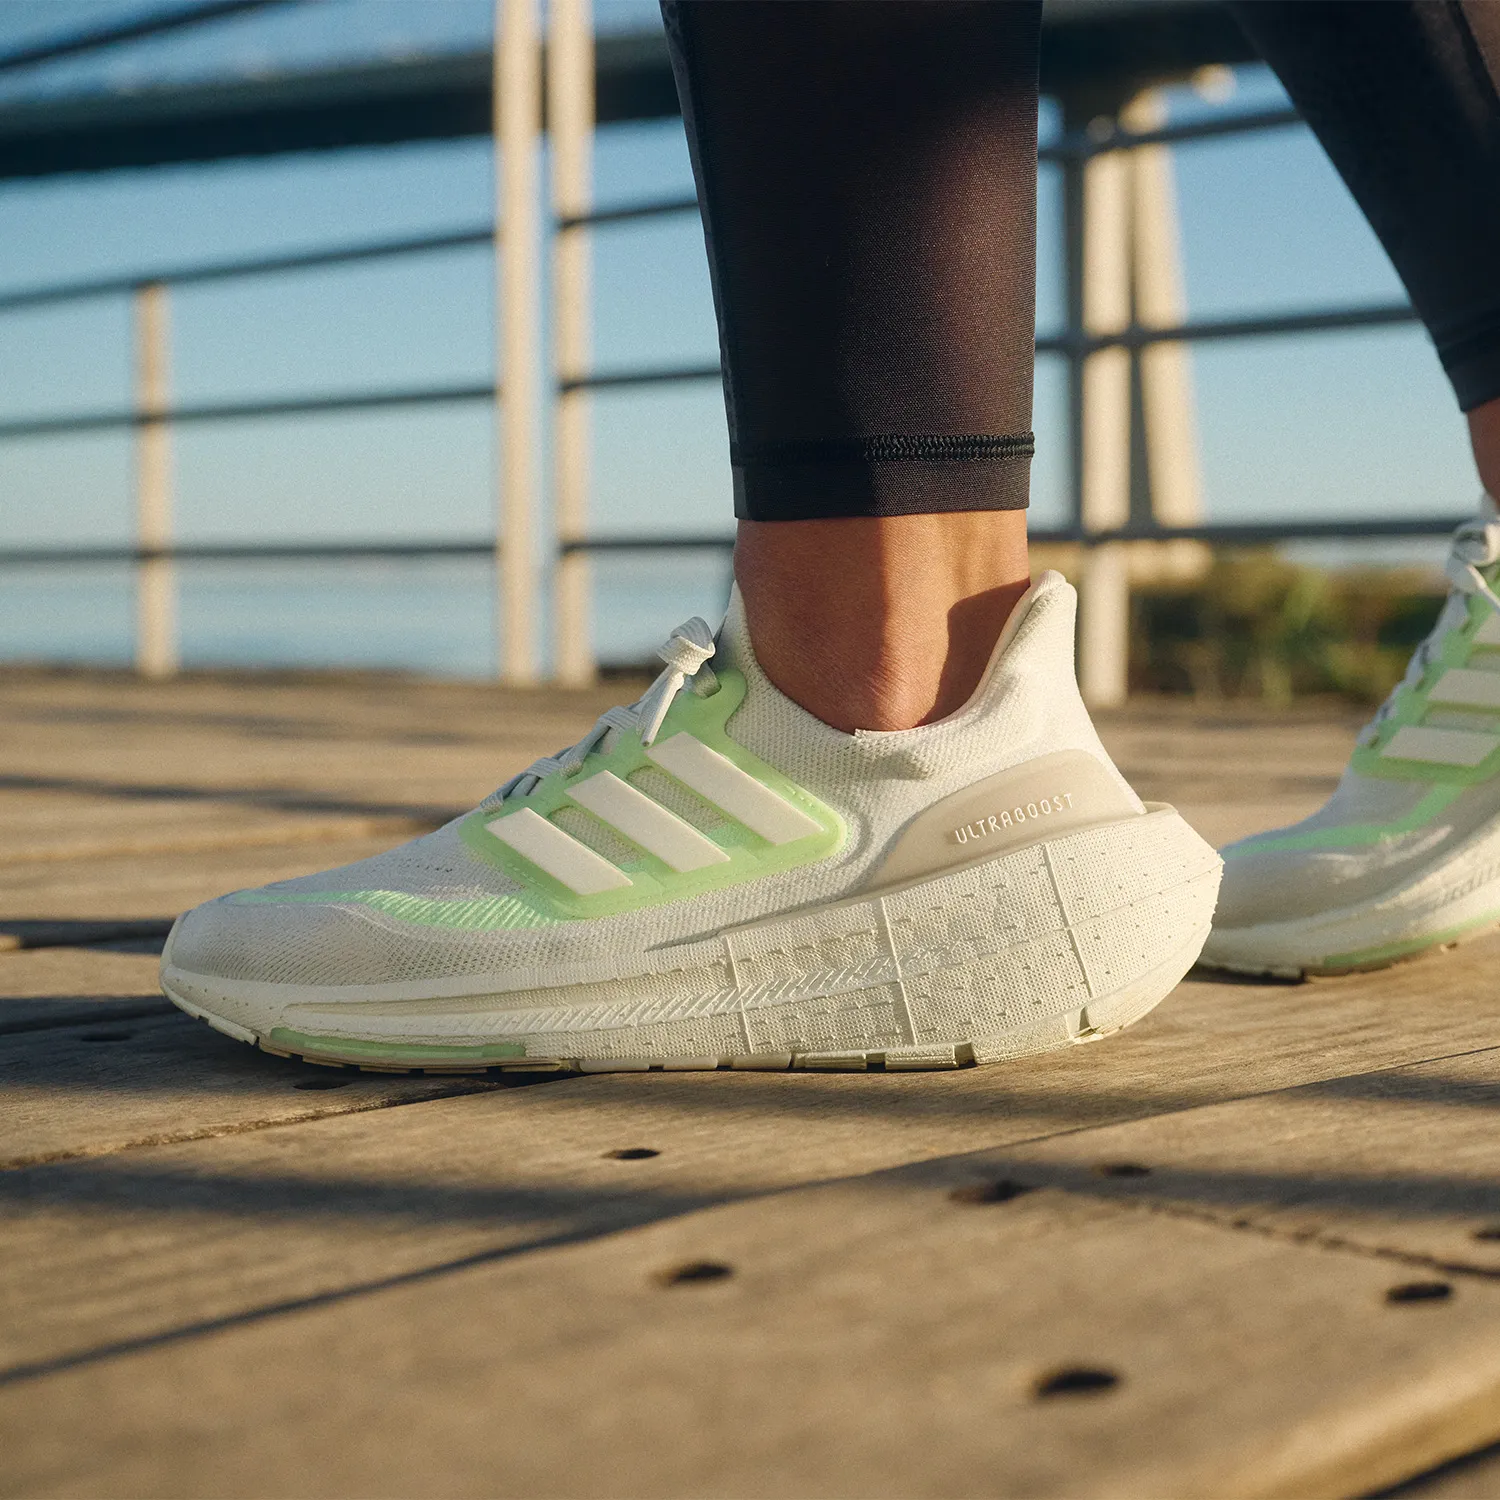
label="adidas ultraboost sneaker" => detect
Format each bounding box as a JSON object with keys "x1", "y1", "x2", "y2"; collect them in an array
[
  {"x1": 1204, "y1": 496, "x2": 1500, "y2": 978},
  {"x1": 162, "y1": 571, "x2": 1220, "y2": 1073}
]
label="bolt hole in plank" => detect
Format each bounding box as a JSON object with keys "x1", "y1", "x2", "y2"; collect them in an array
[
  {"x1": 76, "y1": 1031, "x2": 134, "y2": 1043},
  {"x1": 293, "y1": 1078, "x2": 354, "y2": 1092},
  {"x1": 949, "y1": 1180, "x2": 1035, "y2": 1205},
  {"x1": 1034, "y1": 1367, "x2": 1121, "y2": 1399},
  {"x1": 656, "y1": 1260, "x2": 733, "y2": 1287},
  {"x1": 605, "y1": 1148, "x2": 660, "y2": 1160},
  {"x1": 1386, "y1": 1281, "x2": 1454, "y2": 1305},
  {"x1": 1094, "y1": 1162, "x2": 1152, "y2": 1178}
]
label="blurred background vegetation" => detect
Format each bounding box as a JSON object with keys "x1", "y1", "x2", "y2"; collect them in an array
[{"x1": 1129, "y1": 555, "x2": 1444, "y2": 705}]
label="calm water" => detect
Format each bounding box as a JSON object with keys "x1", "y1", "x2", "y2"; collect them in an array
[{"x1": 0, "y1": 553, "x2": 736, "y2": 677}]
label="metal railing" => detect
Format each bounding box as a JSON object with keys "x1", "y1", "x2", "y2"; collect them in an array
[{"x1": 0, "y1": 73, "x2": 1454, "y2": 693}]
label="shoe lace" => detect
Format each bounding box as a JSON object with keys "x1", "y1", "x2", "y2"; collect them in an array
[
  {"x1": 498, "y1": 617, "x2": 719, "y2": 800},
  {"x1": 1363, "y1": 493, "x2": 1500, "y2": 741}
]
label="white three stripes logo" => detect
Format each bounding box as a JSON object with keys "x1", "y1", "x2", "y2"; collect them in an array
[{"x1": 485, "y1": 733, "x2": 822, "y2": 895}]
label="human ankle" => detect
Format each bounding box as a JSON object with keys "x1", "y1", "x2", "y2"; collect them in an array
[
  {"x1": 1468, "y1": 397, "x2": 1500, "y2": 500},
  {"x1": 734, "y1": 512, "x2": 1030, "y2": 733}
]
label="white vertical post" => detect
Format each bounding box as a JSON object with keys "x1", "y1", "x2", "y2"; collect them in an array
[
  {"x1": 1124, "y1": 90, "x2": 1203, "y2": 537},
  {"x1": 496, "y1": 0, "x2": 542, "y2": 683},
  {"x1": 550, "y1": 0, "x2": 594, "y2": 686},
  {"x1": 1077, "y1": 132, "x2": 1132, "y2": 709},
  {"x1": 133, "y1": 280, "x2": 177, "y2": 680}
]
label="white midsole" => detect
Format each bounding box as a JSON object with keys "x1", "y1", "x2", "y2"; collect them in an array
[
  {"x1": 163, "y1": 806, "x2": 1221, "y2": 1063},
  {"x1": 1202, "y1": 824, "x2": 1500, "y2": 975}
]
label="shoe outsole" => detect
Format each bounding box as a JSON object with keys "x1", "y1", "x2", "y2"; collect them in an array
[
  {"x1": 163, "y1": 808, "x2": 1222, "y2": 1076},
  {"x1": 1201, "y1": 895, "x2": 1500, "y2": 981}
]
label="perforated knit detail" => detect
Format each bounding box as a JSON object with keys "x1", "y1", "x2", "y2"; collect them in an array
[
  {"x1": 626, "y1": 766, "x2": 731, "y2": 832},
  {"x1": 549, "y1": 805, "x2": 642, "y2": 866},
  {"x1": 257, "y1": 819, "x2": 522, "y2": 903}
]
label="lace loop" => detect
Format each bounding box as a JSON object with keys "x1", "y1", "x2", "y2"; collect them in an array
[
  {"x1": 498, "y1": 617, "x2": 718, "y2": 800},
  {"x1": 1444, "y1": 496, "x2": 1500, "y2": 614},
  {"x1": 1363, "y1": 494, "x2": 1500, "y2": 743}
]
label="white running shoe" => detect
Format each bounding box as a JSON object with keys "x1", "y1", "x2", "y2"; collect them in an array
[
  {"x1": 1204, "y1": 496, "x2": 1500, "y2": 977},
  {"x1": 161, "y1": 571, "x2": 1220, "y2": 1073}
]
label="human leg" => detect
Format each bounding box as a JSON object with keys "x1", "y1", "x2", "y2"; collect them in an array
[
  {"x1": 1206, "y1": 2, "x2": 1500, "y2": 974},
  {"x1": 663, "y1": 0, "x2": 1038, "y2": 731},
  {"x1": 1229, "y1": 1, "x2": 1500, "y2": 484}
]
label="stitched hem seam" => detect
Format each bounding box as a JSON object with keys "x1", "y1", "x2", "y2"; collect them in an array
[{"x1": 732, "y1": 433, "x2": 1035, "y2": 466}]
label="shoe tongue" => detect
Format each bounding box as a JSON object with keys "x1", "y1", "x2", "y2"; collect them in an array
[
  {"x1": 712, "y1": 582, "x2": 755, "y2": 680},
  {"x1": 1358, "y1": 575, "x2": 1475, "y2": 746}
]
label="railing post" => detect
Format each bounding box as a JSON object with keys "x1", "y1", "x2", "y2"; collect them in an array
[
  {"x1": 1061, "y1": 137, "x2": 1086, "y2": 548},
  {"x1": 550, "y1": 0, "x2": 594, "y2": 687},
  {"x1": 133, "y1": 280, "x2": 177, "y2": 679},
  {"x1": 496, "y1": 0, "x2": 541, "y2": 684},
  {"x1": 1077, "y1": 119, "x2": 1132, "y2": 709},
  {"x1": 1124, "y1": 90, "x2": 1205, "y2": 564}
]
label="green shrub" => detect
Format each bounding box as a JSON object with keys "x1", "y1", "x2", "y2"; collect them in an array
[{"x1": 1130, "y1": 553, "x2": 1443, "y2": 705}]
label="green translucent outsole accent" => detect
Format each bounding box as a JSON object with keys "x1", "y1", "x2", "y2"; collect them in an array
[
  {"x1": 232, "y1": 887, "x2": 562, "y2": 929},
  {"x1": 460, "y1": 669, "x2": 845, "y2": 921},
  {"x1": 1351, "y1": 591, "x2": 1500, "y2": 785},
  {"x1": 1317, "y1": 907, "x2": 1500, "y2": 971},
  {"x1": 268, "y1": 1027, "x2": 529, "y2": 1063}
]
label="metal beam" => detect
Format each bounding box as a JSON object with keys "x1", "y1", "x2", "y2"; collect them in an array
[
  {"x1": 0, "y1": 4, "x2": 1256, "y2": 181},
  {"x1": 0, "y1": 34, "x2": 676, "y2": 180},
  {"x1": 0, "y1": 515, "x2": 1469, "y2": 572},
  {"x1": 0, "y1": 0, "x2": 304, "y2": 75}
]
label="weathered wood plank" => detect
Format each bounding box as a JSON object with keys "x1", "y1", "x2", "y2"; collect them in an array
[
  {"x1": 8, "y1": 1142, "x2": 1500, "y2": 1499},
  {"x1": 0, "y1": 921, "x2": 172, "y2": 954},
  {"x1": 0, "y1": 1011, "x2": 531, "y2": 1172},
  {"x1": 1388, "y1": 1442, "x2": 1500, "y2": 1497},
  {"x1": 971, "y1": 1040, "x2": 1500, "y2": 1277},
  {"x1": 0, "y1": 941, "x2": 169, "y2": 1032},
  {"x1": 13, "y1": 939, "x2": 1500, "y2": 1384},
  {"x1": 0, "y1": 786, "x2": 434, "y2": 865},
  {"x1": 0, "y1": 837, "x2": 404, "y2": 921}
]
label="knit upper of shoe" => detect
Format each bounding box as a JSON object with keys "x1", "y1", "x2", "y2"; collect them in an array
[
  {"x1": 167, "y1": 571, "x2": 1138, "y2": 988},
  {"x1": 1216, "y1": 496, "x2": 1500, "y2": 929}
]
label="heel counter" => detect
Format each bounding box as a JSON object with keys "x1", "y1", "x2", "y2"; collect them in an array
[{"x1": 867, "y1": 749, "x2": 1142, "y2": 890}]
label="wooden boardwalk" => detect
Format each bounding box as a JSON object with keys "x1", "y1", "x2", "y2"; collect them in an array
[{"x1": 6, "y1": 666, "x2": 1500, "y2": 1497}]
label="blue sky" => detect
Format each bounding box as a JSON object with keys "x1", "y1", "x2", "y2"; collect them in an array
[{"x1": 0, "y1": 0, "x2": 1481, "y2": 669}]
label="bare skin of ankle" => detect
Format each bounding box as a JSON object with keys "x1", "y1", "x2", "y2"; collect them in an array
[
  {"x1": 1470, "y1": 396, "x2": 1500, "y2": 500},
  {"x1": 734, "y1": 512, "x2": 1031, "y2": 734}
]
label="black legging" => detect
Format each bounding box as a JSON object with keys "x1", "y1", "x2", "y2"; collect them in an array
[{"x1": 661, "y1": 0, "x2": 1500, "y2": 523}]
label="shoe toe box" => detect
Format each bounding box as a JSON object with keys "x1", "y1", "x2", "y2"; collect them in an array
[{"x1": 166, "y1": 892, "x2": 415, "y2": 987}]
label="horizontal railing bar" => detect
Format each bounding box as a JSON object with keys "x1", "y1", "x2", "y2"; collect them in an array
[
  {"x1": 559, "y1": 534, "x2": 734, "y2": 554},
  {"x1": 1034, "y1": 301, "x2": 1418, "y2": 358},
  {"x1": 0, "y1": 0, "x2": 300, "y2": 74},
  {"x1": 0, "y1": 295, "x2": 1423, "y2": 438},
  {"x1": 0, "y1": 383, "x2": 497, "y2": 440},
  {"x1": 562, "y1": 363, "x2": 722, "y2": 393},
  {"x1": 0, "y1": 541, "x2": 499, "y2": 566},
  {"x1": 0, "y1": 110, "x2": 1306, "y2": 314},
  {"x1": 1051, "y1": 517, "x2": 1466, "y2": 545},
  {"x1": 559, "y1": 195, "x2": 700, "y2": 230},
  {"x1": 0, "y1": 517, "x2": 1465, "y2": 569},
  {"x1": 0, "y1": 227, "x2": 497, "y2": 312},
  {"x1": 1043, "y1": 104, "x2": 1306, "y2": 163},
  {"x1": 0, "y1": 196, "x2": 702, "y2": 314},
  {"x1": 0, "y1": 536, "x2": 737, "y2": 566}
]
